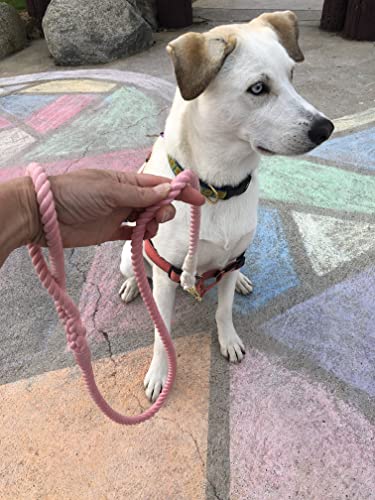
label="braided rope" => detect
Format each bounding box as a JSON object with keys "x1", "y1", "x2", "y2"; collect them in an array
[{"x1": 26, "y1": 162, "x2": 201, "y2": 425}]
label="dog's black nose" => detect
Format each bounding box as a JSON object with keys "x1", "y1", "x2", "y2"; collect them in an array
[{"x1": 308, "y1": 117, "x2": 334, "y2": 146}]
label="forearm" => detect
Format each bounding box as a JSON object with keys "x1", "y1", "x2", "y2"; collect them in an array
[{"x1": 0, "y1": 177, "x2": 39, "y2": 267}]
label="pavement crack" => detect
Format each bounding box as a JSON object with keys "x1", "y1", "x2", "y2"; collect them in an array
[
  {"x1": 160, "y1": 415, "x2": 205, "y2": 469},
  {"x1": 101, "y1": 330, "x2": 116, "y2": 367},
  {"x1": 206, "y1": 479, "x2": 224, "y2": 500},
  {"x1": 158, "y1": 416, "x2": 223, "y2": 498},
  {"x1": 89, "y1": 282, "x2": 116, "y2": 369},
  {"x1": 67, "y1": 248, "x2": 90, "y2": 281},
  {"x1": 90, "y1": 283, "x2": 102, "y2": 330},
  {"x1": 158, "y1": 416, "x2": 225, "y2": 499},
  {"x1": 132, "y1": 393, "x2": 147, "y2": 413}
]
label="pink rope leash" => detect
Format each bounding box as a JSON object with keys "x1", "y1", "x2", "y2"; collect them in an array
[{"x1": 26, "y1": 162, "x2": 201, "y2": 425}]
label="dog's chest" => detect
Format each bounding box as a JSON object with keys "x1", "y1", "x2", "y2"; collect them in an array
[
  {"x1": 154, "y1": 174, "x2": 259, "y2": 273},
  {"x1": 144, "y1": 138, "x2": 259, "y2": 269},
  {"x1": 199, "y1": 192, "x2": 256, "y2": 247}
]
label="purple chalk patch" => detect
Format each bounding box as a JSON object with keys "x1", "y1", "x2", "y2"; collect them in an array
[
  {"x1": 259, "y1": 268, "x2": 375, "y2": 395},
  {"x1": 230, "y1": 350, "x2": 375, "y2": 498}
]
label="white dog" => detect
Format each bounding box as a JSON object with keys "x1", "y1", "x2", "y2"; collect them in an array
[{"x1": 119, "y1": 11, "x2": 334, "y2": 401}]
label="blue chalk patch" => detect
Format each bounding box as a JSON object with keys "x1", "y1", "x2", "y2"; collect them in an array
[
  {"x1": 234, "y1": 206, "x2": 299, "y2": 312},
  {"x1": 308, "y1": 127, "x2": 375, "y2": 171},
  {"x1": 0, "y1": 94, "x2": 56, "y2": 119}
]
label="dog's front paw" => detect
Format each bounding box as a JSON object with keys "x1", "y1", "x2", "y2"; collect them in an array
[
  {"x1": 119, "y1": 276, "x2": 139, "y2": 303},
  {"x1": 235, "y1": 272, "x2": 253, "y2": 295},
  {"x1": 144, "y1": 356, "x2": 168, "y2": 402},
  {"x1": 218, "y1": 328, "x2": 245, "y2": 363}
]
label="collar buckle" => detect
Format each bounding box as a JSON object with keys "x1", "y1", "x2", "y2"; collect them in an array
[
  {"x1": 165, "y1": 143, "x2": 252, "y2": 203},
  {"x1": 206, "y1": 184, "x2": 220, "y2": 204}
]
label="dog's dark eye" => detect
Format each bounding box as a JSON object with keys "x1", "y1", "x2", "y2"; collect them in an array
[{"x1": 248, "y1": 82, "x2": 268, "y2": 96}]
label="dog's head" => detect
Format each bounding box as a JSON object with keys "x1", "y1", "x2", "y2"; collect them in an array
[{"x1": 167, "y1": 11, "x2": 334, "y2": 156}]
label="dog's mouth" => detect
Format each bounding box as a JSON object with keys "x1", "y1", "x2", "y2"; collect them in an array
[{"x1": 255, "y1": 145, "x2": 276, "y2": 156}]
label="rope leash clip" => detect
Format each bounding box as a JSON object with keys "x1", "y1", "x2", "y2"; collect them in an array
[{"x1": 186, "y1": 286, "x2": 203, "y2": 302}]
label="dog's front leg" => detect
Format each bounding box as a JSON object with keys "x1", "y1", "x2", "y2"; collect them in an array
[
  {"x1": 144, "y1": 266, "x2": 178, "y2": 402},
  {"x1": 216, "y1": 270, "x2": 245, "y2": 363}
]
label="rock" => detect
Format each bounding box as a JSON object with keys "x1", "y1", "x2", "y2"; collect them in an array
[
  {"x1": 0, "y1": 3, "x2": 27, "y2": 60},
  {"x1": 42, "y1": 0, "x2": 153, "y2": 66},
  {"x1": 128, "y1": 0, "x2": 157, "y2": 30}
]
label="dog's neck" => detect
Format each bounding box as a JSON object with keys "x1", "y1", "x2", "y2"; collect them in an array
[{"x1": 164, "y1": 93, "x2": 259, "y2": 187}]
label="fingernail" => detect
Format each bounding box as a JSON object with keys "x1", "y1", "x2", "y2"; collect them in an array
[{"x1": 153, "y1": 183, "x2": 171, "y2": 197}]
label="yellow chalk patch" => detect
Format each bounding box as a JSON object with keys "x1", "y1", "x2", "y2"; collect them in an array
[
  {"x1": 22, "y1": 79, "x2": 116, "y2": 94},
  {"x1": 334, "y1": 107, "x2": 375, "y2": 133}
]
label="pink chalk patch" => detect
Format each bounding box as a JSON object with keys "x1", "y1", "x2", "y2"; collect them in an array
[
  {"x1": 79, "y1": 242, "x2": 153, "y2": 343},
  {"x1": 230, "y1": 351, "x2": 375, "y2": 498},
  {"x1": 0, "y1": 116, "x2": 11, "y2": 129},
  {"x1": 26, "y1": 94, "x2": 96, "y2": 133},
  {"x1": 78, "y1": 241, "x2": 205, "y2": 346},
  {"x1": 0, "y1": 166, "x2": 26, "y2": 183},
  {"x1": 0, "y1": 147, "x2": 150, "y2": 183}
]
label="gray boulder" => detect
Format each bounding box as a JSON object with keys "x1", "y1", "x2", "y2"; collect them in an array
[
  {"x1": 128, "y1": 0, "x2": 157, "y2": 30},
  {"x1": 42, "y1": 0, "x2": 154, "y2": 66},
  {"x1": 0, "y1": 3, "x2": 27, "y2": 60}
]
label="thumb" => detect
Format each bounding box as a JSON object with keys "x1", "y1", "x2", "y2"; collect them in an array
[{"x1": 111, "y1": 182, "x2": 171, "y2": 208}]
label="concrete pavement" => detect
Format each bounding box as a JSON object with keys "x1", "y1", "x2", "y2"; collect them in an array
[{"x1": 0, "y1": 3, "x2": 374, "y2": 499}]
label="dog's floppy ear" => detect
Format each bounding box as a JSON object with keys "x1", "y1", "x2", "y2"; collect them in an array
[
  {"x1": 167, "y1": 32, "x2": 236, "y2": 101},
  {"x1": 259, "y1": 10, "x2": 304, "y2": 62}
]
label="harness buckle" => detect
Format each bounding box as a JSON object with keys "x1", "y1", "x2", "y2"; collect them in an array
[{"x1": 168, "y1": 264, "x2": 182, "y2": 281}]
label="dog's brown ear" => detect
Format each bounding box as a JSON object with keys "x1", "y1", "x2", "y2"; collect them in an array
[
  {"x1": 259, "y1": 10, "x2": 304, "y2": 62},
  {"x1": 167, "y1": 32, "x2": 236, "y2": 100}
]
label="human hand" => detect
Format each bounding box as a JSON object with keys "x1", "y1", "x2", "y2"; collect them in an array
[{"x1": 26, "y1": 169, "x2": 205, "y2": 248}]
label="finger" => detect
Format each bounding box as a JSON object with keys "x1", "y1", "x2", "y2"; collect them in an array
[
  {"x1": 145, "y1": 219, "x2": 158, "y2": 238},
  {"x1": 117, "y1": 204, "x2": 175, "y2": 225},
  {"x1": 125, "y1": 211, "x2": 139, "y2": 223},
  {"x1": 63, "y1": 169, "x2": 170, "y2": 188},
  {"x1": 155, "y1": 204, "x2": 176, "y2": 224},
  {"x1": 175, "y1": 185, "x2": 205, "y2": 206},
  {"x1": 144, "y1": 226, "x2": 159, "y2": 239},
  {"x1": 116, "y1": 172, "x2": 205, "y2": 206},
  {"x1": 135, "y1": 175, "x2": 205, "y2": 206},
  {"x1": 108, "y1": 225, "x2": 134, "y2": 241},
  {"x1": 114, "y1": 171, "x2": 172, "y2": 189},
  {"x1": 110, "y1": 181, "x2": 171, "y2": 209},
  {"x1": 110, "y1": 219, "x2": 160, "y2": 241}
]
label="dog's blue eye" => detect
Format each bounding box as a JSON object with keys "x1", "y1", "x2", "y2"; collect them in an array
[{"x1": 248, "y1": 82, "x2": 268, "y2": 95}]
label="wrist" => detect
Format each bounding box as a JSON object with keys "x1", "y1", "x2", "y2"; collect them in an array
[
  {"x1": 0, "y1": 176, "x2": 42, "y2": 263},
  {"x1": 21, "y1": 175, "x2": 44, "y2": 245}
]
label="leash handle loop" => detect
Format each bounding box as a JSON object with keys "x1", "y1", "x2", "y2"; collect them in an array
[{"x1": 26, "y1": 162, "x2": 200, "y2": 425}]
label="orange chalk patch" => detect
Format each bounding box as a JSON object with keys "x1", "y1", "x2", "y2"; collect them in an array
[{"x1": 0, "y1": 334, "x2": 211, "y2": 498}]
